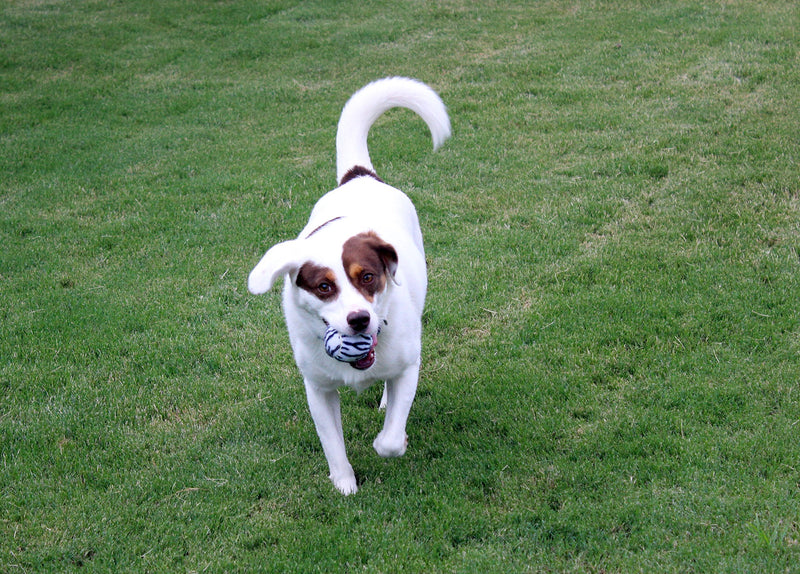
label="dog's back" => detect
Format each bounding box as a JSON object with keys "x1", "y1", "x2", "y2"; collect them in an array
[{"x1": 302, "y1": 77, "x2": 451, "y2": 265}]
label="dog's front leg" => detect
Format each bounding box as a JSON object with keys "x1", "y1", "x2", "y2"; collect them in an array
[
  {"x1": 304, "y1": 382, "x2": 357, "y2": 495},
  {"x1": 373, "y1": 362, "x2": 419, "y2": 458}
]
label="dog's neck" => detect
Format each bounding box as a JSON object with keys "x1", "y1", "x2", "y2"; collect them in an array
[{"x1": 305, "y1": 216, "x2": 345, "y2": 239}]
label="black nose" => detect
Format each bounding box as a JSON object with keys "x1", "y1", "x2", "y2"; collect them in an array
[{"x1": 347, "y1": 310, "x2": 371, "y2": 332}]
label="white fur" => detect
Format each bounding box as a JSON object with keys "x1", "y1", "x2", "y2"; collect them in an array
[
  {"x1": 248, "y1": 77, "x2": 450, "y2": 495},
  {"x1": 335, "y1": 77, "x2": 451, "y2": 183}
]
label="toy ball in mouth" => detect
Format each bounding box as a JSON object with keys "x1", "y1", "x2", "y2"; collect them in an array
[{"x1": 323, "y1": 325, "x2": 376, "y2": 370}]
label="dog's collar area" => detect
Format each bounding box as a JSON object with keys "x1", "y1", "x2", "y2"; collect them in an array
[{"x1": 305, "y1": 216, "x2": 345, "y2": 239}]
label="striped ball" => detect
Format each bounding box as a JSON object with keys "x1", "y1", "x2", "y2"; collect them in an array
[{"x1": 323, "y1": 326, "x2": 373, "y2": 363}]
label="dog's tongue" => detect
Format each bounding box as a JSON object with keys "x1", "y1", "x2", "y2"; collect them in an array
[{"x1": 351, "y1": 335, "x2": 377, "y2": 370}]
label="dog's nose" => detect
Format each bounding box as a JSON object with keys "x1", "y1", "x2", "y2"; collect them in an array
[{"x1": 346, "y1": 310, "x2": 371, "y2": 332}]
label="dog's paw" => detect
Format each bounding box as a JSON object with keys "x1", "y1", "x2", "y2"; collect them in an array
[
  {"x1": 330, "y1": 472, "x2": 358, "y2": 495},
  {"x1": 373, "y1": 431, "x2": 408, "y2": 458}
]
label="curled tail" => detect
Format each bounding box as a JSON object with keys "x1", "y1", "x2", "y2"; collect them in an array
[{"x1": 335, "y1": 77, "x2": 451, "y2": 185}]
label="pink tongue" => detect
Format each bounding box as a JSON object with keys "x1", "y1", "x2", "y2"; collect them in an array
[{"x1": 351, "y1": 335, "x2": 377, "y2": 370}]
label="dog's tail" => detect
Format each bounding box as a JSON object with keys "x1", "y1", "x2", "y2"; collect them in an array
[{"x1": 335, "y1": 77, "x2": 451, "y2": 185}]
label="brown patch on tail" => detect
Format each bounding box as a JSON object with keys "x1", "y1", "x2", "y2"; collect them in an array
[{"x1": 339, "y1": 165, "x2": 383, "y2": 186}]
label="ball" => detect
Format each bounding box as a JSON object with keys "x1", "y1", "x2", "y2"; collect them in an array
[{"x1": 323, "y1": 325, "x2": 374, "y2": 363}]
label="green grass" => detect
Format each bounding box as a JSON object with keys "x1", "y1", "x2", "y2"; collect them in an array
[{"x1": 2, "y1": 0, "x2": 799, "y2": 571}]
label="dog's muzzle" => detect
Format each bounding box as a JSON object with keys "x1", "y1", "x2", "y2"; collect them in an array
[{"x1": 323, "y1": 325, "x2": 377, "y2": 370}]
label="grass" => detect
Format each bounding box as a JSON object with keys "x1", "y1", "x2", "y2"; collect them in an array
[{"x1": 2, "y1": 0, "x2": 799, "y2": 571}]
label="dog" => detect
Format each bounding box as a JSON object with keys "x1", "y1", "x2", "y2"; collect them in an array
[{"x1": 248, "y1": 77, "x2": 450, "y2": 495}]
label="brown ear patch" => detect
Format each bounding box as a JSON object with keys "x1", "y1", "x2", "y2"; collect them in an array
[
  {"x1": 296, "y1": 263, "x2": 339, "y2": 301},
  {"x1": 341, "y1": 232, "x2": 398, "y2": 302}
]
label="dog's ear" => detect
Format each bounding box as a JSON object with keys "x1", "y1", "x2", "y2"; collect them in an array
[
  {"x1": 374, "y1": 241, "x2": 399, "y2": 281},
  {"x1": 360, "y1": 233, "x2": 399, "y2": 285},
  {"x1": 248, "y1": 240, "x2": 306, "y2": 294}
]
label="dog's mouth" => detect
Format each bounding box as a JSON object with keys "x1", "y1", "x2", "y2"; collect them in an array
[
  {"x1": 351, "y1": 334, "x2": 377, "y2": 370},
  {"x1": 322, "y1": 321, "x2": 378, "y2": 370}
]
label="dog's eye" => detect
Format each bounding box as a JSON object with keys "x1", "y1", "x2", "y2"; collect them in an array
[
  {"x1": 318, "y1": 282, "x2": 332, "y2": 293},
  {"x1": 361, "y1": 273, "x2": 374, "y2": 285}
]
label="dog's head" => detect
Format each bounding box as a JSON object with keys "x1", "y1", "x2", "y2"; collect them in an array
[{"x1": 248, "y1": 231, "x2": 398, "y2": 369}]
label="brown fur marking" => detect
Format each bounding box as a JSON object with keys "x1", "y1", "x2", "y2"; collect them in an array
[
  {"x1": 339, "y1": 165, "x2": 383, "y2": 186},
  {"x1": 341, "y1": 232, "x2": 398, "y2": 302},
  {"x1": 296, "y1": 263, "x2": 339, "y2": 301}
]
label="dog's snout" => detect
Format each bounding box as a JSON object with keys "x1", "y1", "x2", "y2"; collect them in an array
[{"x1": 346, "y1": 310, "x2": 371, "y2": 332}]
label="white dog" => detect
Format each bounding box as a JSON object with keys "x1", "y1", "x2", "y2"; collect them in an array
[{"x1": 248, "y1": 77, "x2": 450, "y2": 495}]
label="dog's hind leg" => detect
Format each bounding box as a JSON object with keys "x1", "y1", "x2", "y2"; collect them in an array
[
  {"x1": 379, "y1": 383, "x2": 388, "y2": 410},
  {"x1": 373, "y1": 362, "x2": 419, "y2": 458},
  {"x1": 304, "y1": 383, "x2": 358, "y2": 495}
]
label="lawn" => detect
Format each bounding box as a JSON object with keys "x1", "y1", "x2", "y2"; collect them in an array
[{"x1": 2, "y1": 0, "x2": 799, "y2": 571}]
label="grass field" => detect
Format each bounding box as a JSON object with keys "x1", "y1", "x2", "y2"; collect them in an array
[{"x1": 2, "y1": 0, "x2": 799, "y2": 571}]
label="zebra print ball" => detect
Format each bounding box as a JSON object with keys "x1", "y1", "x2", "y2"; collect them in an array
[{"x1": 323, "y1": 326, "x2": 374, "y2": 363}]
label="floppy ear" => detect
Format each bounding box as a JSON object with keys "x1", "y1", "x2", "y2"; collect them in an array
[
  {"x1": 248, "y1": 240, "x2": 306, "y2": 295},
  {"x1": 375, "y1": 241, "x2": 399, "y2": 282}
]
